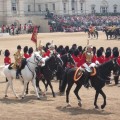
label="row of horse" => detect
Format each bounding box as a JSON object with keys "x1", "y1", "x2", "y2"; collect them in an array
[
  {"x1": 85, "y1": 27, "x2": 120, "y2": 40},
  {"x1": 2, "y1": 52, "x2": 120, "y2": 109}
]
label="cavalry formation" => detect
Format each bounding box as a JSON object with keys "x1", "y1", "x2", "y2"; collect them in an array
[{"x1": 1, "y1": 42, "x2": 120, "y2": 110}]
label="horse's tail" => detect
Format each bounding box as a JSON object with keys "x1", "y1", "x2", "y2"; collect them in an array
[{"x1": 0, "y1": 65, "x2": 5, "y2": 77}]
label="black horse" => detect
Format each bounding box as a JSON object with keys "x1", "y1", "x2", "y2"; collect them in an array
[
  {"x1": 26, "y1": 54, "x2": 63, "y2": 97},
  {"x1": 56, "y1": 53, "x2": 76, "y2": 91},
  {"x1": 103, "y1": 27, "x2": 117, "y2": 40},
  {"x1": 60, "y1": 59, "x2": 119, "y2": 109}
]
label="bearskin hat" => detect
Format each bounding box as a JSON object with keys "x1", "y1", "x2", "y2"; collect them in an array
[
  {"x1": 106, "y1": 47, "x2": 111, "y2": 52},
  {"x1": 99, "y1": 47, "x2": 104, "y2": 53},
  {"x1": 74, "y1": 49, "x2": 79, "y2": 56},
  {"x1": 105, "y1": 50, "x2": 111, "y2": 58},
  {"x1": 23, "y1": 46, "x2": 28, "y2": 53},
  {"x1": 61, "y1": 48, "x2": 66, "y2": 55},
  {"x1": 46, "y1": 42, "x2": 51, "y2": 49},
  {"x1": 65, "y1": 46, "x2": 69, "y2": 53},
  {"x1": 93, "y1": 46, "x2": 96, "y2": 55},
  {"x1": 97, "y1": 49, "x2": 102, "y2": 57},
  {"x1": 113, "y1": 48, "x2": 119, "y2": 57},
  {"x1": 68, "y1": 49, "x2": 74, "y2": 55},
  {"x1": 4, "y1": 49, "x2": 10, "y2": 57},
  {"x1": 78, "y1": 46, "x2": 82, "y2": 52},
  {"x1": 112, "y1": 47, "x2": 118, "y2": 52},
  {"x1": 59, "y1": 45, "x2": 63, "y2": 50},
  {"x1": 72, "y1": 44, "x2": 77, "y2": 50},
  {"x1": 17, "y1": 45, "x2": 22, "y2": 50},
  {"x1": 28, "y1": 47, "x2": 33, "y2": 54}
]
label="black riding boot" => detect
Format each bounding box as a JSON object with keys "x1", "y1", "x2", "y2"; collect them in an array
[{"x1": 16, "y1": 66, "x2": 21, "y2": 79}]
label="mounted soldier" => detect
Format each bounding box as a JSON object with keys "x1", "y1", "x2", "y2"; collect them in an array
[
  {"x1": 37, "y1": 40, "x2": 45, "y2": 57},
  {"x1": 12, "y1": 45, "x2": 23, "y2": 79},
  {"x1": 79, "y1": 45, "x2": 98, "y2": 88}
]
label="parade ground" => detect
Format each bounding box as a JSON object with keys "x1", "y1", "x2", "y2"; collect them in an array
[{"x1": 0, "y1": 31, "x2": 120, "y2": 120}]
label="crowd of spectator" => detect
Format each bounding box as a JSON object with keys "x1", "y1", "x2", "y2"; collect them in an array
[
  {"x1": 48, "y1": 15, "x2": 120, "y2": 32},
  {"x1": 0, "y1": 24, "x2": 40, "y2": 35}
]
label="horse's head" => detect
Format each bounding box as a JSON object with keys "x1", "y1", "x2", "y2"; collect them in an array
[
  {"x1": 66, "y1": 53, "x2": 76, "y2": 66},
  {"x1": 52, "y1": 53, "x2": 63, "y2": 70},
  {"x1": 31, "y1": 52, "x2": 45, "y2": 66}
]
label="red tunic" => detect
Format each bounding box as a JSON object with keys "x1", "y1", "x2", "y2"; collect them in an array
[
  {"x1": 4, "y1": 57, "x2": 11, "y2": 65},
  {"x1": 72, "y1": 55, "x2": 80, "y2": 67},
  {"x1": 117, "y1": 56, "x2": 120, "y2": 66},
  {"x1": 104, "y1": 56, "x2": 111, "y2": 62},
  {"x1": 96, "y1": 56, "x2": 105, "y2": 64},
  {"x1": 24, "y1": 53, "x2": 29, "y2": 59},
  {"x1": 45, "y1": 50, "x2": 50, "y2": 57}
]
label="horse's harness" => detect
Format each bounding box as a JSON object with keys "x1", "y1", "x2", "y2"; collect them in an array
[{"x1": 26, "y1": 54, "x2": 43, "y2": 79}]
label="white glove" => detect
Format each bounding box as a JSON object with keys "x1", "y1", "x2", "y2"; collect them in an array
[{"x1": 95, "y1": 60, "x2": 100, "y2": 65}]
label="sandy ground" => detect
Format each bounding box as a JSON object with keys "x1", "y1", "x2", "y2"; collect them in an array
[{"x1": 0, "y1": 32, "x2": 120, "y2": 120}]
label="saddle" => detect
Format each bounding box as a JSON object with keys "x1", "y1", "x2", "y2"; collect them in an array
[
  {"x1": 90, "y1": 67, "x2": 96, "y2": 76},
  {"x1": 74, "y1": 67, "x2": 83, "y2": 82},
  {"x1": 8, "y1": 63, "x2": 14, "y2": 70},
  {"x1": 8, "y1": 58, "x2": 27, "y2": 70}
]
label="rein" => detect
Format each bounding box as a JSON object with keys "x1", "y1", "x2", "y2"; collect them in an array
[{"x1": 26, "y1": 54, "x2": 42, "y2": 79}]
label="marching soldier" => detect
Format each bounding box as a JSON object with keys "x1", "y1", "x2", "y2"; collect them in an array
[
  {"x1": 4, "y1": 49, "x2": 11, "y2": 65},
  {"x1": 13, "y1": 45, "x2": 23, "y2": 79}
]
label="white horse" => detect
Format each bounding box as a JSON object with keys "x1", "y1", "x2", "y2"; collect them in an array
[{"x1": 3, "y1": 52, "x2": 45, "y2": 99}]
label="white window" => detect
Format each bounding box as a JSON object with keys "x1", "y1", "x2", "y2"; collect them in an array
[
  {"x1": 91, "y1": 5, "x2": 95, "y2": 14},
  {"x1": 45, "y1": 4, "x2": 48, "y2": 11},
  {"x1": 28, "y1": 5, "x2": 31, "y2": 12},
  {"x1": 80, "y1": 3, "x2": 83, "y2": 13},
  {"x1": 100, "y1": 7, "x2": 107, "y2": 13},
  {"x1": 53, "y1": 3, "x2": 55, "y2": 11},
  {"x1": 72, "y1": 0, "x2": 75, "y2": 11},
  {"x1": 11, "y1": 0, "x2": 17, "y2": 11},
  {"x1": 63, "y1": 3, "x2": 66, "y2": 12},
  {"x1": 38, "y1": 5, "x2": 41, "y2": 12},
  {"x1": 113, "y1": 5, "x2": 117, "y2": 13}
]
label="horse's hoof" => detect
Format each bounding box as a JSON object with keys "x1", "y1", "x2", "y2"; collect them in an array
[
  {"x1": 65, "y1": 103, "x2": 72, "y2": 108},
  {"x1": 43, "y1": 93, "x2": 46, "y2": 96},
  {"x1": 22, "y1": 97, "x2": 24, "y2": 99},
  {"x1": 53, "y1": 94, "x2": 56, "y2": 98},
  {"x1": 78, "y1": 102, "x2": 82, "y2": 107},
  {"x1": 101, "y1": 105, "x2": 105, "y2": 109},
  {"x1": 59, "y1": 92, "x2": 65, "y2": 96},
  {"x1": 5, "y1": 95, "x2": 8, "y2": 98},
  {"x1": 95, "y1": 106, "x2": 99, "y2": 109},
  {"x1": 37, "y1": 98, "x2": 41, "y2": 100}
]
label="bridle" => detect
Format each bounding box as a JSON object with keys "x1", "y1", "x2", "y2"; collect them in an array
[
  {"x1": 67, "y1": 53, "x2": 75, "y2": 66},
  {"x1": 26, "y1": 53, "x2": 43, "y2": 78}
]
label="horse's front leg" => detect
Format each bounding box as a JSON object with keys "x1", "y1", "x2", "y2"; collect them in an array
[
  {"x1": 32, "y1": 78, "x2": 40, "y2": 99},
  {"x1": 9, "y1": 79, "x2": 19, "y2": 98},
  {"x1": 99, "y1": 89, "x2": 106, "y2": 109},
  {"x1": 74, "y1": 83, "x2": 82, "y2": 107},
  {"x1": 66, "y1": 82, "x2": 74, "y2": 107},
  {"x1": 94, "y1": 90, "x2": 99, "y2": 109},
  {"x1": 26, "y1": 82, "x2": 29, "y2": 94},
  {"x1": 21, "y1": 81, "x2": 28, "y2": 99},
  {"x1": 5, "y1": 80, "x2": 10, "y2": 97},
  {"x1": 47, "y1": 80, "x2": 55, "y2": 97}
]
